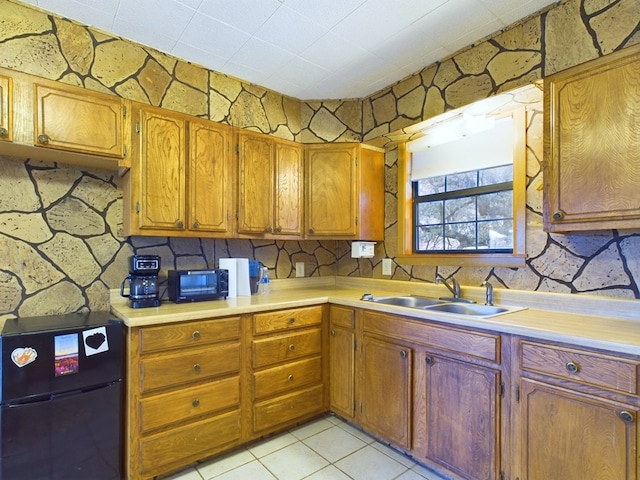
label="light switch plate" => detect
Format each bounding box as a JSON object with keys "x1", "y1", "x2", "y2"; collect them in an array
[
  {"x1": 382, "y1": 258, "x2": 392, "y2": 276},
  {"x1": 295, "y1": 262, "x2": 305, "y2": 277}
]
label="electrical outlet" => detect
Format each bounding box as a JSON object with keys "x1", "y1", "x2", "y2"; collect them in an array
[
  {"x1": 382, "y1": 258, "x2": 392, "y2": 276},
  {"x1": 295, "y1": 262, "x2": 305, "y2": 277}
]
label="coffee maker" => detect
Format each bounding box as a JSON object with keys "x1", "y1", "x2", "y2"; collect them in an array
[{"x1": 120, "y1": 255, "x2": 161, "y2": 308}]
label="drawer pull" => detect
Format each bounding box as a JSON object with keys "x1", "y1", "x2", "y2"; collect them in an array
[
  {"x1": 565, "y1": 361, "x2": 579, "y2": 373},
  {"x1": 330, "y1": 329, "x2": 336, "y2": 336},
  {"x1": 0, "y1": 127, "x2": 8, "y2": 137},
  {"x1": 425, "y1": 356, "x2": 434, "y2": 365},
  {"x1": 193, "y1": 363, "x2": 201, "y2": 372},
  {"x1": 192, "y1": 330, "x2": 201, "y2": 339},
  {"x1": 288, "y1": 344, "x2": 296, "y2": 351},
  {"x1": 288, "y1": 317, "x2": 296, "y2": 324},
  {"x1": 192, "y1": 399, "x2": 200, "y2": 408},
  {"x1": 288, "y1": 374, "x2": 294, "y2": 382},
  {"x1": 619, "y1": 411, "x2": 634, "y2": 423},
  {"x1": 37, "y1": 133, "x2": 50, "y2": 144},
  {"x1": 400, "y1": 350, "x2": 407, "y2": 359}
]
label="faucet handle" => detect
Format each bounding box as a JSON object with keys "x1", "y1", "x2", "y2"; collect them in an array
[{"x1": 482, "y1": 281, "x2": 494, "y2": 306}]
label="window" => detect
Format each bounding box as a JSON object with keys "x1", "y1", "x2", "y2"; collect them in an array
[{"x1": 396, "y1": 108, "x2": 527, "y2": 268}]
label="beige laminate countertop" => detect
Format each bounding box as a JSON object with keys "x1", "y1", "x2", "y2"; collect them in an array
[{"x1": 110, "y1": 277, "x2": 640, "y2": 356}]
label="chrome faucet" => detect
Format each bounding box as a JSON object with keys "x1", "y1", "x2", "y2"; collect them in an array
[
  {"x1": 482, "y1": 280, "x2": 494, "y2": 305},
  {"x1": 435, "y1": 274, "x2": 460, "y2": 299}
]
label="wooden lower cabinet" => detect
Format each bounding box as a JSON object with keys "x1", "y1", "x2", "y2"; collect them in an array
[{"x1": 329, "y1": 305, "x2": 356, "y2": 420}]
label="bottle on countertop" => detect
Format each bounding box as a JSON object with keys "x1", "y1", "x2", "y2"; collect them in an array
[{"x1": 258, "y1": 266, "x2": 270, "y2": 295}]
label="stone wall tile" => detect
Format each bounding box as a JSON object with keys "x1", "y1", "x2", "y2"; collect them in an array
[
  {"x1": 163, "y1": 80, "x2": 208, "y2": 117},
  {"x1": 309, "y1": 107, "x2": 347, "y2": 141},
  {"x1": 283, "y1": 97, "x2": 305, "y2": 136},
  {"x1": 18, "y1": 281, "x2": 86, "y2": 317},
  {"x1": 530, "y1": 243, "x2": 584, "y2": 282},
  {"x1": 148, "y1": 50, "x2": 178, "y2": 75},
  {"x1": 2, "y1": 1, "x2": 51, "y2": 41},
  {"x1": 487, "y1": 51, "x2": 541, "y2": 86},
  {"x1": 497, "y1": 70, "x2": 542, "y2": 94},
  {"x1": 0, "y1": 271, "x2": 21, "y2": 318},
  {"x1": 620, "y1": 236, "x2": 640, "y2": 287},
  {"x1": 38, "y1": 232, "x2": 102, "y2": 286},
  {"x1": 229, "y1": 90, "x2": 270, "y2": 131},
  {"x1": 46, "y1": 198, "x2": 105, "y2": 236},
  {"x1": 588, "y1": 0, "x2": 640, "y2": 54},
  {"x1": 544, "y1": 0, "x2": 599, "y2": 75},
  {"x1": 210, "y1": 73, "x2": 243, "y2": 102},
  {"x1": 423, "y1": 87, "x2": 446, "y2": 120},
  {"x1": 0, "y1": 212, "x2": 52, "y2": 243},
  {"x1": 175, "y1": 61, "x2": 208, "y2": 93},
  {"x1": 335, "y1": 101, "x2": 362, "y2": 136},
  {"x1": 0, "y1": 34, "x2": 67, "y2": 79},
  {"x1": 138, "y1": 58, "x2": 172, "y2": 106},
  {"x1": 87, "y1": 280, "x2": 110, "y2": 312},
  {"x1": 92, "y1": 39, "x2": 148, "y2": 88},
  {"x1": 371, "y1": 92, "x2": 398, "y2": 125},
  {"x1": 209, "y1": 91, "x2": 233, "y2": 123},
  {"x1": 0, "y1": 159, "x2": 41, "y2": 211},
  {"x1": 73, "y1": 175, "x2": 118, "y2": 212},
  {"x1": 31, "y1": 167, "x2": 81, "y2": 208},
  {"x1": 444, "y1": 74, "x2": 494, "y2": 109},
  {"x1": 573, "y1": 243, "x2": 629, "y2": 292},
  {"x1": 2, "y1": 235, "x2": 65, "y2": 294},
  {"x1": 101, "y1": 246, "x2": 134, "y2": 289},
  {"x1": 263, "y1": 91, "x2": 288, "y2": 133},
  {"x1": 114, "y1": 78, "x2": 149, "y2": 103},
  {"x1": 397, "y1": 86, "x2": 426, "y2": 121},
  {"x1": 493, "y1": 264, "x2": 541, "y2": 291},
  {"x1": 454, "y1": 41, "x2": 499, "y2": 75},
  {"x1": 494, "y1": 16, "x2": 542, "y2": 51},
  {"x1": 86, "y1": 233, "x2": 121, "y2": 266},
  {"x1": 392, "y1": 73, "x2": 422, "y2": 98},
  {"x1": 55, "y1": 18, "x2": 94, "y2": 76},
  {"x1": 433, "y1": 59, "x2": 462, "y2": 90}
]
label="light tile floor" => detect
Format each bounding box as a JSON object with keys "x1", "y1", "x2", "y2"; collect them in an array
[{"x1": 163, "y1": 415, "x2": 448, "y2": 480}]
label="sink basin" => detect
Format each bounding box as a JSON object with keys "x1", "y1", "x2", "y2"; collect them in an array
[
  {"x1": 369, "y1": 295, "x2": 444, "y2": 308},
  {"x1": 425, "y1": 303, "x2": 525, "y2": 318}
]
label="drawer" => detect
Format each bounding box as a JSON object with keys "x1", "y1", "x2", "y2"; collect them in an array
[
  {"x1": 363, "y1": 310, "x2": 500, "y2": 363},
  {"x1": 253, "y1": 327, "x2": 322, "y2": 368},
  {"x1": 253, "y1": 355, "x2": 322, "y2": 400},
  {"x1": 140, "y1": 410, "x2": 241, "y2": 475},
  {"x1": 140, "y1": 317, "x2": 240, "y2": 353},
  {"x1": 254, "y1": 306, "x2": 322, "y2": 334},
  {"x1": 140, "y1": 376, "x2": 239, "y2": 433},
  {"x1": 141, "y1": 342, "x2": 240, "y2": 392},
  {"x1": 330, "y1": 305, "x2": 355, "y2": 328},
  {"x1": 520, "y1": 340, "x2": 640, "y2": 394},
  {"x1": 253, "y1": 384, "x2": 324, "y2": 433}
]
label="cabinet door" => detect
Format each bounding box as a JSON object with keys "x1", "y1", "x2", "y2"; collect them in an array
[
  {"x1": 138, "y1": 108, "x2": 186, "y2": 230},
  {"x1": 238, "y1": 131, "x2": 273, "y2": 234},
  {"x1": 274, "y1": 139, "x2": 303, "y2": 235},
  {"x1": 188, "y1": 119, "x2": 233, "y2": 234},
  {"x1": 545, "y1": 46, "x2": 640, "y2": 231},
  {"x1": 34, "y1": 83, "x2": 125, "y2": 157},
  {"x1": 520, "y1": 378, "x2": 637, "y2": 480},
  {"x1": 359, "y1": 335, "x2": 412, "y2": 449},
  {"x1": 306, "y1": 144, "x2": 357, "y2": 237},
  {"x1": 0, "y1": 75, "x2": 11, "y2": 142},
  {"x1": 329, "y1": 325, "x2": 355, "y2": 420},
  {"x1": 420, "y1": 353, "x2": 500, "y2": 480}
]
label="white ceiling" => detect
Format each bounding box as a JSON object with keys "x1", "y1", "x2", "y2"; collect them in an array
[{"x1": 19, "y1": 0, "x2": 557, "y2": 100}]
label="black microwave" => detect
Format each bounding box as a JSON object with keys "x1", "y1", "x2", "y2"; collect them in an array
[{"x1": 167, "y1": 269, "x2": 229, "y2": 303}]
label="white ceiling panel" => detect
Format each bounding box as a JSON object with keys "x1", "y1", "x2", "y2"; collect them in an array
[{"x1": 19, "y1": 0, "x2": 557, "y2": 100}]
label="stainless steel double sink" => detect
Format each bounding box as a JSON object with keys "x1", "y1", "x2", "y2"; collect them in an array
[{"x1": 362, "y1": 295, "x2": 526, "y2": 318}]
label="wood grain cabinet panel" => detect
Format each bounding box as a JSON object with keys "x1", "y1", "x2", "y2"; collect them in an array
[
  {"x1": 252, "y1": 327, "x2": 322, "y2": 368},
  {"x1": 329, "y1": 306, "x2": 356, "y2": 420},
  {"x1": 544, "y1": 43, "x2": 640, "y2": 232},
  {"x1": 253, "y1": 355, "x2": 322, "y2": 399},
  {"x1": 139, "y1": 317, "x2": 240, "y2": 353},
  {"x1": 253, "y1": 306, "x2": 322, "y2": 334},
  {"x1": 253, "y1": 384, "x2": 324, "y2": 433},
  {"x1": 0, "y1": 75, "x2": 11, "y2": 142}
]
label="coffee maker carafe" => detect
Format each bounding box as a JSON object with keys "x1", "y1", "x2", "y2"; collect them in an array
[{"x1": 120, "y1": 255, "x2": 161, "y2": 308}]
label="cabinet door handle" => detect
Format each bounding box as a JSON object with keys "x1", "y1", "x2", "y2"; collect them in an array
[
  {"x1": 0, "y1": 127, "x2": 8, "y2": 137},
  {"x1": 192, "y1": 399, "x2": 200, "y2": 408},
  {"x1": 37, "y1": 133, "x2": 50, "y2": 144},
  {"x1": 553, "y1": 211, "x2": 565, "y2": 220},
  {"x1": 265, "y1": 225, "x2": 273, "y2": 233},
  {"x1": 192, "y1": 220, "x2": 200, "y2": 228},
  {"x1": 193, "y1": 363, "x2": 201, "y2": 372},
  {"x1": 400, "y1": 350, "x2": 407, "y2": 359},
  {"x1": 192, "y1": 330, "x2": 201, "y2": 339},
  {"x1": 276, "y1": 226, "x2": 282, "y2": 232},
  {"x1": 288, "y1": 374, "x2": 294, "y2": 382},
  {"x1": 565, "y1": 361, "x2": 579, "y2": 373},
  {"x1": 330, "y1": 329, "x2": 336, "y2": 336},
  {"x1": 425, "y1": 356, "x2": 434, "y2": 365},
  {"x1": 288, "y1": 344, "x2": 296, "y2": 351},
  {"x1": 619, "y1": 411, "x2": 634, "y2": 423},
  {"x1": 288, "y1": 317, "x2": 296, "y2": 324},
  {"x1": 308, "y1": 228, "x2": 315, "y2": 234},
  {"x1": 176, "y1": 220, "x2": 184, "y2": 228}
]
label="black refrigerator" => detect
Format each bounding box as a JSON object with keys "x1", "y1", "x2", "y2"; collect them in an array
[{"x1": 0, "y1": 312, "x2": 125, "y2": 480}]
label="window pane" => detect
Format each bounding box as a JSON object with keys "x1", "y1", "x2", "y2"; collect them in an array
[
  {"x1": 417, "y1": 201, "x2": 443, "y2": 225},
  {"x1": 478, "y1": 220, "x2": 513, "y2": 250},
  {"x1": 417, "y1": 226, "x2": 444, "y2": 250},
  {"x1": 477, "y1": 191, "x2": 512, "y2": 220},
  {"x1": 479, "y1": 165, "x2": 512, "y2": 185},
  {"x1": 445, "y1": 223, "x2": 476, "y2": 250},
  {"x1": 445, "y1": 197, "x2": 475, "y2": 222},
  {"x1": 417, "y1": 176, "x2": 445, "y2": 195},
  {"x1": 446, "y1": 171, "x2": 477, "y2": 192}
]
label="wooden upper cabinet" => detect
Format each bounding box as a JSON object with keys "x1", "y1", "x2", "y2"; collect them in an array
[
  {"x1": 306, "y1": 143, "x2": 384, "y2": 240},
  {"x1": 238, "y1": 131, "x2": 303, "y2": 237},
  {"x1": 34, "y1": 83, "x2": 126, "y2": 158},
  {"x1": 137, "y1": 106, "x2": 186, "y2": 231},
  {"x1": 0, "y1": 75, "x2": 11, "y2": 142},
  {"x1": 188, "y1": 119, "x2": 233, "y2": 234},
  {"x1": 544, "y1": 44, "x2": 640, "y2": 232},
  {"x1": 238, "y1": 131, "x2": 274, "y2": 234}
]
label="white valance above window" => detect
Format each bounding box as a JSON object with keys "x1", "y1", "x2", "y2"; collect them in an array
[{"x1": 407, "y1": 115, "x2": 514, "y2": 181}]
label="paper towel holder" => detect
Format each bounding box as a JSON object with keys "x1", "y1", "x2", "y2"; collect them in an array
[{"x1": 351, "y1": 241, "x2": 376, "y2": 258}]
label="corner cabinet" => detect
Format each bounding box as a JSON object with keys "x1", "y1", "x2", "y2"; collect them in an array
[
  {"x1": 237, "y1": 131, "x2": 303, "y2": 237},
  {"x1": 544, "y1": 44, "x2": 640, "y2": 232},
  {"x1": 123, "y1": 104, "x2": 234, "y2": 238},
  {"x1": 306, "y1": 143, "x2": 384, "y2": 240}
]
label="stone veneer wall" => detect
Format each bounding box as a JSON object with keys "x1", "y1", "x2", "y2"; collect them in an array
[{"x1": 1, "y1": 0, "x2": 639, "y2": 318}]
